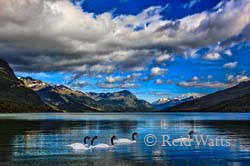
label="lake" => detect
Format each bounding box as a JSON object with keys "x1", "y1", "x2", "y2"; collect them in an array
[{"x1": 0, "y1": 113, "x2": 250, "y2": 166}]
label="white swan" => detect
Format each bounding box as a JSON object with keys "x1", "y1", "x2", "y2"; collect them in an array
[
  {"x1": 90, "y1": 136, "x2": 116, "y2": 149},
  {"x1": 114, "y1": 132, "x2": 138, "y2": 145},
  {"x1": 173, "y1": 131, "x2": 195, "y2": 142},
  {"x1": 67, "y1": 136, "x2": 90, "y2": 150}
]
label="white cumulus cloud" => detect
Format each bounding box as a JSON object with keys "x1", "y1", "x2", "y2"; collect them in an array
[
  {"x1": 203, "y1": 52, "x2": 221, "y2": 61},
  {"x1": 223, "y1": 61, "x2": 238, "y2": 69},
  {"x1": 0, "y1": 0, "x2": 249, "y2": 76}
]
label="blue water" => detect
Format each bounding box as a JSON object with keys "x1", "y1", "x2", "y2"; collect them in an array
[{"x1": 0, "y1": 113, "x2": 249, "y2": 166}]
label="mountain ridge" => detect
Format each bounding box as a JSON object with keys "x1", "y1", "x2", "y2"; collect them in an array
[
  {"x1": 20, "y1": 77, "x2": 154, "y2": 112},
  {"x1": 0, "y1": 59, "x2": 51, "y2": 113},
  {"x1": 165, "y1": 80, "x2": 250, "y2": 112},
  {"x1": 152, "y1": 96, "x2": 197, "y2": 110}
]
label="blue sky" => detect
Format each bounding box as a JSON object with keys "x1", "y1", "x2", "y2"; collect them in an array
[{"x1": 1, "y1": 0, "x2": 250, "y2": 102}]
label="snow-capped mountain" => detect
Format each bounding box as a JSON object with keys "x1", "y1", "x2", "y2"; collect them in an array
[{"x1": 152, "y1": 96, "x2": 198, "y2": 110}]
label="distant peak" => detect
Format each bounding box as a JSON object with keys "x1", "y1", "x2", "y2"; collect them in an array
[
  {"x1": 19, "y1": 77, "x2": 49, "y2": 91},
  {"x1": 238, "y1": 80, "x2": 250, "y2": 86},
  {"x1": 118, "y1": 90, "x2": 132, "y2": 94},
  {"x1": 22, "y1": 76, "x2": 34, "y2": 80},
  {"x1": 0, "y1": 58, "x2": 17, "y2": 79}
]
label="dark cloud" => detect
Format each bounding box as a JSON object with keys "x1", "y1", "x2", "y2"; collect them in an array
[{"x1": 0, "y1": 0, "x2": 249, "y2": 77}]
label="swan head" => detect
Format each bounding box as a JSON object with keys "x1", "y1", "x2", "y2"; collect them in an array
[
  {"x1": 189, "y1": 131, "x2": 195, "y2": 139},
  {"x1": 91, "y1": 136, "x2": 98, "y2": 145},
  {"x1": 111, "y1": 136, "x2": 117, "y2": 145},
  {"x1": 132, "y1": 132, "x2": 138, "y2": 141},
  {"x1": 84, "y1": 136, "x2": 90, "y2": 145}
]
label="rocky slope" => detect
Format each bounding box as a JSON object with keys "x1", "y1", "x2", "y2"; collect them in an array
[
  {"x1": 0, "y1": 59, "x2": 51, "y2": 113},
  {"x1": 87, "y1": 90, "x2": 154, "y2": 112},
  {"x1": 20, "y1": 77, "x2": 104, "y2": 112},
  {"x1": 166, "y1": 81, "x2": 250, "y2": 112},
  {"x1": 21, "y1": 78, "x2": 154, "y2": 112}
]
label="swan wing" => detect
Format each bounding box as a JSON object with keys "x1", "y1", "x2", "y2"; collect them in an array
[
  {"x1": 115, "y1": 138, "x2": 135, "y2": 145},
  {"x1": 93, "y1": 144, "x2": 111, "y2": 149},
  {"x1": 67, "y1": 143, "x2": 88, "y2": 150}
]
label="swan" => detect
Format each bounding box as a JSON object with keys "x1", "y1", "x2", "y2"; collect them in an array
[
  {"x1": 114, "y1": 132, "x2": 138, "y2": 145},
  {"x1": 172, "y1": 131, "x2": 195, "y2": 142},
  {"x1": 67, "y1": 136, "x2": 90, "y2": 150},
  {"x1": 90, "y1": 136, "x2": 116, "y2": 149}
]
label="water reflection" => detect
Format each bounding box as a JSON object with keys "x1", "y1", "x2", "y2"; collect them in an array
[{"x1": 0, "y1": 113, "x2": 249, "y2": 166}]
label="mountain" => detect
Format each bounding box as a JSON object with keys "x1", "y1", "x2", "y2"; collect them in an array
[
  {"x1": 21, "y1": 78, "x2": 154, "y2": 112},
  {"x1": 0, "y1": 59, "x2": 51, "y2": 113},
  {"x1": 166, "y1": 81, "x2": 250, "y2": 112},
  {"x1": 20, "y1": 77, "x2": 104, "y2": 112},
  {"x1": 152, "y1": 96, "x2": 196, "y2": 110},
  {"x1": 86, "y1": 90, "x2": 154, "y2": 112}
]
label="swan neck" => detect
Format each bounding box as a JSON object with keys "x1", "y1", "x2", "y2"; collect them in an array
[
  {"x1": 111, "y1": 137, "x2": 115, "y2": 145},
  {"x1": 91, "y1": 137, "x2": 97, "y2": 145},
  {"x1": 84, "y1": 137, "x2": 89, "y2": 144},
  {"x1": 132, "y1": 133, "x2": 137, "y2": 140}
]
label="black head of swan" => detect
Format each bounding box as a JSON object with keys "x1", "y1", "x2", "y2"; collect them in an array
[
  {"x1": 111, "y1": 136, "x2": 117, "y2": 145},
  {"x1": 188, "y1": 131, "x2": 195, "y2": 139},
  {"x1": 84, "y1": 136, "x2": 90, "y2": 145},
  {"x1": 132, "y1": 132, "x2": 138, "y2": 141},
  {"x1": 91, "y1": 136, "x2": 117, "y2": 146}
]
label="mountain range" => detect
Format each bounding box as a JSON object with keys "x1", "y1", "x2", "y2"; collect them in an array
[
  {"x1": 20, "y1": 77, "x2": 104, "y2": 112},
  {"x1": 20, "y1": 77, "x2": 154, "y2": 112},
  {"x1": 165, "y1": 80, "x2": 250, "y2": 112},
  {"x1": 0, "y1": 58, "x2": 153, "y2": 112},
  {"x1": 1, "y1": 58, "x2": 250, "y2": 113},
  {"x1": 152, "y1": 96, "x2": 198, "y2": 110}
]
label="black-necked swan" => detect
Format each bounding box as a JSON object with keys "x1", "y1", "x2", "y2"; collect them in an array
[
  {"x1": 173, "y1": 131, "x2": 195, "y2": 142},
  {"x1": 114, "y1": 132, "x2": 138, "y2": 145},
  {"x1": 90, "y1": 136, "x2": 117, "y2": 149},
  {"x1": 67, "y1": 136, "x2": 90, "y2": 150}
]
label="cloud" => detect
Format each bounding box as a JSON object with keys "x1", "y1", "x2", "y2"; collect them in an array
[
  {"x1": 154, "y1": 79, "x2": 163, "y2": 84},
  {"x1": 227, "y1": 74, "x2": 250, "y2": 83},
  {"x1": 97, "y1": 82, "x2": 140, "y2": 89},
  {"x1": 178, "y1": 92, "x2": 205, "y2": 99},
  {"x1": 149, "y1": 91, "x2": 172, "y2": 97},
  {"x1": 178, "y1": 73, "x2": 250, "y2": 89},
  {"x1": 208, "y1": 75, "x2": 213, "y2": 80},
  {"x1": 149, "y1": 91, "x2": 205, "y2": 100},
  {"x1": 178, "y1": 80, "x2": 228, "y2": 88},
  {"x1": 70, "y1": 80, "x2": 90, "y2": 89},
  {"x1": 97, "y1": 73, "x2": 141, "y2": 89},
  {"x1": 223, "y1": 61, "x2": 238, "y2": 69},
  {"x1": 155, "y1": 54, "x2": 172, "y2": 63},
  {"x1": 105, "y1": 73, "x2": 140, "y2": 83},
  {"x1": 182, "y1": 0, "x2": 201, "y2": 9},
  {"x1": 72, "y1": 0, "x2": 86, "y2": 7},
  {"x1": 150, "y1": 67, "x2": 167, "y2": 77},
  {"x1": 89, "y1": 65, "x2": 114, "y2": 74},
  {"x1": 203, "y1": 52, "x2": 221, "y2": 61},
  {"x1": 0, "y1": 0, "x2": 249, "y2": 76},
  {"x1": 154, "y1": 79, "x2": 173, "y2": 85},
  {"x1": 224, "y1": 49, "x2": 232, "y2": 56},
  {"x1": 192, "y1": 76, "x2": 199, "y2": 81}
]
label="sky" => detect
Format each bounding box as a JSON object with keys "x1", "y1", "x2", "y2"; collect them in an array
[{"x1": 0, "y1": 0, "x2": 250, "y2": 102}]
